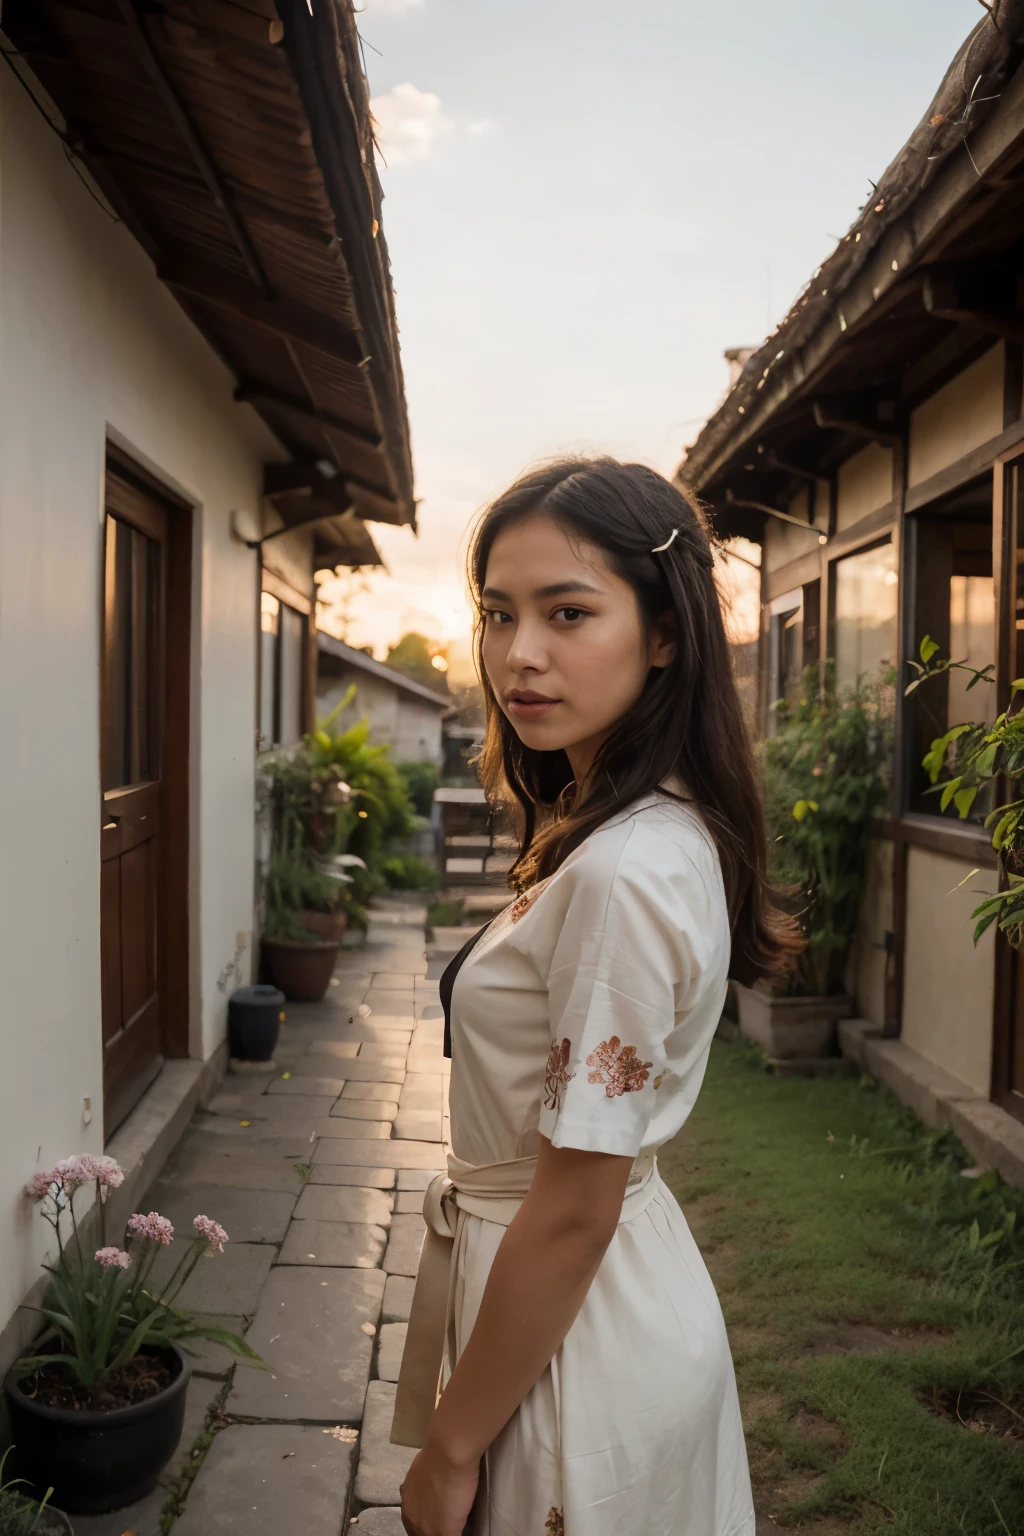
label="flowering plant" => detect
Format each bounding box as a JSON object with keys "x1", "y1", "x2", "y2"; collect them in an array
[{"x1": 17, "y1": 1155, "x2": 263, "y2": 1394}]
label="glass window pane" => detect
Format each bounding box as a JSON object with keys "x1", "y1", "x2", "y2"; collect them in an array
[
  {"x1": 833, "y1": 541, "x2": 898, "y2": 693},
  {"x1": 278, "y1": 605, "x2": 304, "y2": 747},
  {"x1": 103, "y1": 515, "x2": 159, "y2": 790},
  {"x1": 103, "y1": 516, "x2": 131, "y2": 791},
  {"x1": 948, "y1": 574, "x2": 996, "y2": 727},
  {"x1": 259, "y1": 593, "x2": 279, "y2": 750}
]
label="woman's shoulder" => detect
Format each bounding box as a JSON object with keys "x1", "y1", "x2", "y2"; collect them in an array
[{"x1": 554, "y1": 793, "x2": 723, "y2": 907}]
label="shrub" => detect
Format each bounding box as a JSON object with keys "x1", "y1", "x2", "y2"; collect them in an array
[
  {"x1": 398, "y1": 760, "x2": 441, "y2": 818},
  {"x1": 763, "y1": 665, "x2": 892, "y2": 997},
  {"x1": 381, "y1": 853, "x2": 439, "y2": 892}
]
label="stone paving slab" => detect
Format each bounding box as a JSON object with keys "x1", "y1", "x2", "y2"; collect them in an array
[
  {"x1": 393, "y1": 1191, "x2": 427, "y2": 1215},
  {"x1": 382, "y1": 1215, "x2": 426, "y2": 1277},
  {"x1": 144, "y1": 1182, "x2": 297, "y2": 1244},
  {"x1": 151, "y1": 1240, "x2": 276, "y2": 1315},
  {"x1": 331, "y1": 1097, "x2": 399, "y2": 1122},
  {"x1": 355, "y1": 1014, "x2": 420, "y2": 1031},
  {"x1": 357, "y1": 1043, "x2": 408, "y2": 1066},
  {"x1": 381, "y1": 1274, "x2": 415, "y2": 1323},
  {"x1": 396, "y1": 1168, "x2": 444, "y2": 1191},
  {"x1": 306, "y1": 1031, "x2": 411, "y2": 1054},
  {"x1": 173, "y1": 1424, "x2": 356, "y2": 1535},
  {"x1": 229, "y1": 1266, "x2": 384, "y2": 1421},
  {"x1": 329, "y1": 1059, "x2": 405, "y2": 1084},
  {"x1": 278, "y1": 1219, "x2": 388, "y2": 1269},
  {"x1": 314, "y1": 1138, "x2": 442, "y2": 1169},
  {"x1": 354, "y1": 1382, "x2": 415, "y2": 1506},
  {"x1": 166, "y1": 1146, "x2": 308, "y2": 1194},
  {"x1": 186, "y1": 1313, "x2": 250, "y2": 1377},
  {"x1": 343, "y1": 1080, "x2": 403, "y2": 1101},
  {"x1": 310, "y1": 1115, "x2": 392, "y2": 1139},
  {"x1": 377, "y1": 1322, "x2": 406, "y2": 1383},
  {"x1": 206, "y1": 1091, "x2": 339, "y2": 1120},
  {"x1": 296, "y1": 1183, "x2": 394, "y2": 1225},
  {"x1": 309, "y1": 1163, "x2": 396, "y2": 1189},
  {"x1": 179, "y1": 1126, "x2": 316, "y2": 1159},
  {"x1": 350, "y1": 1510, "x2": 404, "y2": 1535},
  {"x1": 363, "y1": 994, "x2": 416, "y2": 1017},
  {"x1": 267, "y1": 1074, "x2": 347, "y2": 1096},
  {"x1": 397, "y1": 1074, "x2": 443, "y2": 1109},
  {"x1": 393, "y1": 1109, "x2": 444, "y2": 1142}
]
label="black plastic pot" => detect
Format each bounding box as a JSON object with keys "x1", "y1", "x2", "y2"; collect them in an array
[
  {"x1": 5, "y1": 1346, "x2": 191, "y2": 1515},
  {"x1": 228, "y1": 982, "x2": 286, "y2": 1061}
]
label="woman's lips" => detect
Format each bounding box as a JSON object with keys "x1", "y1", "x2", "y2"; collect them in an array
[{"x1": 506, "y1": 692, "x2": 559, "y2": 720}]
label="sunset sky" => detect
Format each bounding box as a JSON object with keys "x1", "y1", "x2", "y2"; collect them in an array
[{"x1": 317, "y1": 0, "x2": 983, "y2": 679}]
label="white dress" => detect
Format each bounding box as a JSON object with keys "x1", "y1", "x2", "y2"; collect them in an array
[{"x1": 445, "y1": 792, "x2": 756, "y2": 1536}]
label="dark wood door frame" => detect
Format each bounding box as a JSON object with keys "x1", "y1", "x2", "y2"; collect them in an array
[
  {"x1": 102, "y1": 453, "x2": 192, "y2": 1132},
  {"x1": 991, "y1": 448, "x2": 1024, "y2": 1122}
]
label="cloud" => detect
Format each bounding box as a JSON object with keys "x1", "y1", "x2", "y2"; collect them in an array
[
  {"x1": 467, "y1": 119, "x2": 500, "y2": 139},
  {"x1": 371, "y1": 83, "x2": 452, "y2": 165}
]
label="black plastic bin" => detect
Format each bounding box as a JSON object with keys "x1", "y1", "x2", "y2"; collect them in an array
[{"x1": 228, "y1": 984, "x2": 286, "y2": 1062}]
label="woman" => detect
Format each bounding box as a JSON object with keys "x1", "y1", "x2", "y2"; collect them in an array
[{"x1": 396, "y1": 459, "x2": 797, "y2": 1536}]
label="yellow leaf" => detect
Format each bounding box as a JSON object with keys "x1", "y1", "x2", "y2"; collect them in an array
[
  {"x1": 239, "y1": 1120, "x2": 251, "y2": 1128},
  {"x1": 282, "y1": 1072, "x2": 292, "y2": 1080}
]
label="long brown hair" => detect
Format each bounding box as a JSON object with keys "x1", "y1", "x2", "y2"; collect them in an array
[{"x1": 469, "y1": 457, "x2": 799, "y2": 986}]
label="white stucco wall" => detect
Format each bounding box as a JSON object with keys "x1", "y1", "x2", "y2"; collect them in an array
[
  {"x1": 836, "y1": 444, "x2": 893, "y2": 531},
  {"x1": 0, "y1": 73, "x2": 279, "y2": 1332},
  {"x1": 901, "y1": 846, "x2": 996, "y2": 1094},
  {"x1": 907, "y1": 344, "x2": 1005, "y2": 487}
]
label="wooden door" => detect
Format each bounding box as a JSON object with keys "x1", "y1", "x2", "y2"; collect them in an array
[{"x1": 100, "y1": 472, "x2": 170, "y2": 1135}]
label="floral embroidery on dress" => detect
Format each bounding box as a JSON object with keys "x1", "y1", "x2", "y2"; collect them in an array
[
  {"x1": 545, "y1": 1511, "x2": 565, "y2": 1536},
  {"x1": 653, "y1": 1070, "x2": 670, "y2": 1089},
  {"x1": 586, "y1": 1036, "x2": 653, "y2": 1098},
  {"x1": 543, "y1": 1038, "x2": 575, "y2": 1110},
  {"x1": 509, "y1": 892, "x2": 533, "y2": 923}
]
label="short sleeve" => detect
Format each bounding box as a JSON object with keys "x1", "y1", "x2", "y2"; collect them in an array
[{"x1": 536, "y1": 823, "x2": 709, "y2": 1158}]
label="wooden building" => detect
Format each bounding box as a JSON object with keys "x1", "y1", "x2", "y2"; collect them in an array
[
  {"x1": 679, "y1": 3, "x2": 1024, "y2": 1166},
  {"x1": 0, "y1": 0, "x2": 413, "y2": 1367}
]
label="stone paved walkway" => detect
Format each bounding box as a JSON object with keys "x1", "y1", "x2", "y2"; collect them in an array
[{"x1": 77, "y1": 895, "x2": 441, "y2": 1536}]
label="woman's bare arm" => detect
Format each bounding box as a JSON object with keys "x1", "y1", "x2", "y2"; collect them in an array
[{"x1": 400, "y1": 1136, "x2": 633, "y2": 1533}]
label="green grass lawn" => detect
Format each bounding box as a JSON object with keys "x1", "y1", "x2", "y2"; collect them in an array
[{"x1": 659, "y1": 1039, "x2": 1024, "y2": 1536}]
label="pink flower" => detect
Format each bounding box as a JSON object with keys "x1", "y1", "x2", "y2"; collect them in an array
[
  {"x1": 193, "y1": 1215, "x2": 229, "y2": 1255},
  {"x1": 94, "y1": 1247, "x2": 132, "y2": 1270},
  {"x1": 91, "y1": 1156, "x2": 125, "y2": 1190},
  {"x1": 54, "y1": 1156, "x2": 96, "y2": 1192},
  {"x1": 127, "y1": 1211, "x2": 175, "y2": 1245},
  {"x1": 25, "y1": 1170, "x2": 57, "y2": 1201}
]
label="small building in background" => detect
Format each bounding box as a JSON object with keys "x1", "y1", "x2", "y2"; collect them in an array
[{"x1": 318, "y1": 634, "x2": 449, "y2": 767}]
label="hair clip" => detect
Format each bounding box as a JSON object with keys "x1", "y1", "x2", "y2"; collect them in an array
[{"x1": 651, "y1": 527, "x2": 680, "y2": 553}]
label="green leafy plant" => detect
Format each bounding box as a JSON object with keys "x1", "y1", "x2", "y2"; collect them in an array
[
  {"x1": 906, "y1": 635, "x2": 1024, "y2": 945},
  {"x1": 381, "y1": 853, "x2": 439, "y2": 892},
  {"x1": 17, "y1": 1157, "x2": 263, "y2": 1400},
  {"x1": 398, "y1": 760, "x2": 441, "y2": 818},
  {"x1": 263, "y1": 846, "x2": 342, "y2": 941},
  {"x1": 763, "y1": 665, "x2": 893, "y2": 997},
  {"x1": 0, "y1": 1448, "x2": 55, "y2": 1536}
]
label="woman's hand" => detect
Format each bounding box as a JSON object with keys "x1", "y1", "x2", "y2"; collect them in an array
[{"x1": 400, "y1": 1442, "x2": 480, "y2": 1536}]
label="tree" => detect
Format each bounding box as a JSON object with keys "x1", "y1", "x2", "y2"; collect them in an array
[{"x1": 386, "y1": 632, "x2": 449, "y2": 692}]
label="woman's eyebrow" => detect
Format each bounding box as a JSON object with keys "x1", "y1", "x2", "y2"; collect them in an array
[{"x1": 481, "y1": 579, "x2": 604, "y2": 602}]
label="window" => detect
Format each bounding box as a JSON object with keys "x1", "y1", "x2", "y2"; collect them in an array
[
  {"x1": 259, "y1": 590, "x2": 307, "y2": 750},
  {"x1": 905, "y1": 476, "x2": 994, "y2": 815},
  {"x1": 103, "y1": 514, "x2": 161, "y2": 790},
  {"x1": 832, "y1": 539, "x2": 898, "y2": 693},
  {"x1": 766, "y1": 580, "x2": 820, "y2": 731}
]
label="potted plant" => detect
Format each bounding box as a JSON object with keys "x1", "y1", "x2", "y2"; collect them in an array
[
  {"x1": 0, "y1": 1449, "x2": 72, "y2": 1536},
  {"x1": 5, "y1": 1156, "x2": 263, "y2": 1515},
  {"x1": 740, "y1": 667, "x2": 892, "y2": 1064},
  {"x1": 260, "y1": 847, "x2": 344, "y2": 1000}
]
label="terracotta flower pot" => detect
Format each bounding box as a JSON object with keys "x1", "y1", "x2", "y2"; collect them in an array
[
  {"x1": 302, "y1": 909, "x2": 350, "y2": 945},
  {"x1": 5, "y1": 1345, "x2": 190, "y2": 1516},
  {"x1": 262, "y1": 936, "x2": 339, "y2": 1001},
  {"x1": 733, "y1": 982, "x2": 852, "y2": 1062}
]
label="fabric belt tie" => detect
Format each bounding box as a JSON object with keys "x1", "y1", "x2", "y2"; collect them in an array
[{"x1": 390, "y1": 1149, "x2": 659, "y2": 1449}]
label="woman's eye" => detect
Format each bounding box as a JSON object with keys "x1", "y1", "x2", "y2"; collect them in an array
[
  {"x1": 554, "y1": 606, "x2": 587, "y2": 623},
  {"x1": 483, "y1": 609, "x2": 512, "y2": 626}
]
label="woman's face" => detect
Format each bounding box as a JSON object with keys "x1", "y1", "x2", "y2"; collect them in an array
[{"x1": 480, "y1": 512, "x2": 674, "y2": 779}]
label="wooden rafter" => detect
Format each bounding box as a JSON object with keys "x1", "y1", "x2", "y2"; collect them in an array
[
  {"x1": 234, "y1": 381, "x2": 383, "y2": 450},
  {"x1": 812, "y1": 395, "x2": 901, "y2": 446},
  {"x1": 922, "y1": 265, "x2": 1024, "y2": 344},
  {"x1": 158, "y1": 254, "x2": 365, "y2": 364}
]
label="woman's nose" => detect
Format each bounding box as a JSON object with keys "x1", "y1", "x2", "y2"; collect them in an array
[{"x1": 506, "y1": 617, "x2": 547, "y2": 674}]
